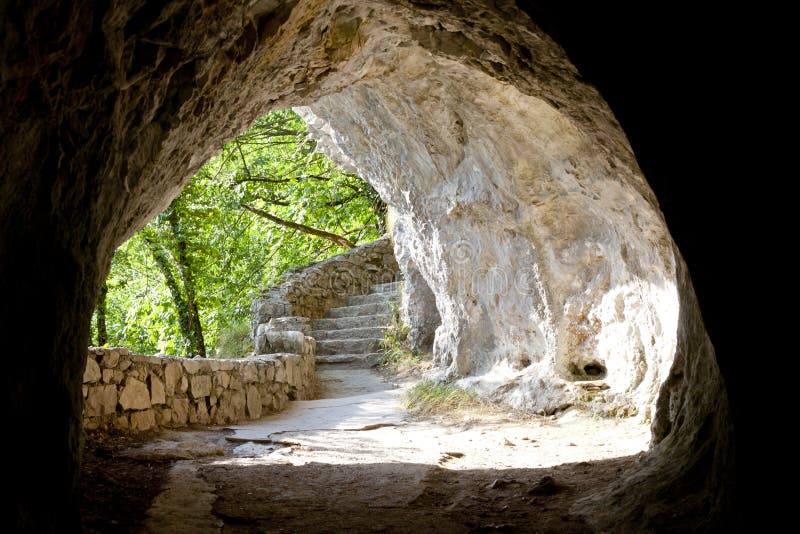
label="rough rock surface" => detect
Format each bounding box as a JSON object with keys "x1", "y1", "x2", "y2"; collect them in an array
[
  {"x1": 0, "y1": 0, "x2": 733, "y2": 529},
  {"x1": 299, "y1": 64, "x2": 678, "y2": 420},
  {"x1": 81, "y1": 347, "x2": 316, "y2": 433},
  {"x1": 393, "y1": 218, "x2": 441, "y2": 352}
]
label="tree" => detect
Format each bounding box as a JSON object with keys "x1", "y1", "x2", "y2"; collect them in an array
[
  {"x1": 217, "y1": 109, "x2": 386, "y2": 246},
  {"x1": 140, "y1": 201, "x2": 206, "y2": 357}
]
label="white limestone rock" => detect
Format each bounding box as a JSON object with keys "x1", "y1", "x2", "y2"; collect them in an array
[
  {"x1": 298, "y1": 63, "x2": 678, "y2": 417},
  {"x1": 119, "y1": 378, "x2": 151, "y2": 411},
  {"x1": 130, "y1": 409, "x2": 156, "y2": 432},
  {"x1": 164, "y1": 361, "x2": 182, "y2": 395},
  {"x1": 190, "y1": 375, "x2": 211, "y2": 399},
  {"x1": 150, "y1": 375, "x2": 166, "y2": 405},
  {"x1": 85, "y1": 385, "x2": 118, "y2": 417},
  {"x1": 246, "y1": 385, "x2": 262, "y2": 419},
  {"x1": 83, "y1": 358, "x2": 101, "y2": 384}
]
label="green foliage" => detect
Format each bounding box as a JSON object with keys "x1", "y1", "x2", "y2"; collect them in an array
[
  {"x1": 379, "y1": 298, "x2": 422, "y2": 373},
  {"x1": 215, "y1": 319, "x2": 254, "y2": 359},
  {"x1": 406, "y1": 380, "x2": 484, "y2": 415},
  {"x1": 380, "y1": 339, "x2": 421, "y2": 374},
  {"x1": 94, "y1": 109, "x2": 385, "y2": 356}
]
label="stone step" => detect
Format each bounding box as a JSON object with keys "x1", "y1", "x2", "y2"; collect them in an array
[
  {"x1": 311, "y1": 326, "x2": 388, "y2": 341},
  {"x1": 370, "y1": 281, "x2": 403, "y2": 294},
  {"x1": 316, "y1": 352, "x2": 383, "y2": 365},
  {"x1": 347, "y1": 292, "x2": 399, "y2": 306},
  {"x1": 316, "y1": 337, "x2": 384, "y2": 355},
  {"x1": 311, "y1": 314, "x2": 392, "y2": 330},
  {"x1": 326, "y1": 302, "x2": 392, "y2": 318}
]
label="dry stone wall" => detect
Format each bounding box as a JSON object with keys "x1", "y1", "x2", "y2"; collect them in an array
[
  {"x1": 82, "y1": 346, "x2": 315, "y2": 433},
  {"x1": 251, "y1": 236, "x2": 400, "y2": 345}
]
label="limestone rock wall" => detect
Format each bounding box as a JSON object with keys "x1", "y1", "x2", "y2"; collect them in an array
[
  {"x1": 393, "y1": 218, "x2": 441, "y2": 353},
  {"x1": 251, "y1": 236, "x2": 399, "y2": 340},
  {"x1": 298, "y1": 68, "x2": 678, "y2": 420},
  {"x1": 82, "y1": 347, "x2": 315, "y2": 433}
]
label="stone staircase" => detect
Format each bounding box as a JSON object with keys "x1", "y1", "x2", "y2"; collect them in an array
[{"x1": 311, "y1": 281, "x2": 402, "y2": 366}]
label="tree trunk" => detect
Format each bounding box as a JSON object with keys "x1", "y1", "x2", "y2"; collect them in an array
[
  {"x1": 96, "y1": 282, "x2": 108, "y2": 346},
  {"x1": 143, "y1": 233, "x2": 195, "y2": 357},
  {"x1": 167, "y1": 207, "x2": 207, "y2": 357}
]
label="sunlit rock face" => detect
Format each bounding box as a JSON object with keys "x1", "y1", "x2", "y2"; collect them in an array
[{"x1": 296, "y1": 36, "x2": 678, "y2": 421}]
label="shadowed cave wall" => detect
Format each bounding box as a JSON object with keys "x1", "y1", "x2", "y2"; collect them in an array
[{"x1": 0, "y1": 0, "x2": 739, "y2": 530}]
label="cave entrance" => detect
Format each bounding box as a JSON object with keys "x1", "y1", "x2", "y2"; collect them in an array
[
  {"x1": 4, "y1": 1, "x2": 732, "y2": 531},
  {"x1": 83, "y1": 89, "x2": 657, "y2": 527}
]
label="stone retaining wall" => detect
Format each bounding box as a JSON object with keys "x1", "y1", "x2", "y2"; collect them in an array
[
  {"x1": 82, "y1": 345, "x2": 315, "y2": 433},
  {"x1": 250, "y1": 236, "x2": 400, "y2": 332}
]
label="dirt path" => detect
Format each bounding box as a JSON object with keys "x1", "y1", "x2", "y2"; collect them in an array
[{"x1": 82, "y1": 364, "x2": 650, "y2": 532}]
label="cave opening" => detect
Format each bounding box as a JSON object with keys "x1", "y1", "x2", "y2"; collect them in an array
[
  {"x1": 1, "y1": 1, "x2": 736, "y2": 531},
  {"x1": 79, "y1": 54, "x2": 701, "y2": 532}
]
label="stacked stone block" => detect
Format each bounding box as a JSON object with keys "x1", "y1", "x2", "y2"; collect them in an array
[{"x1": 82, "y1": 345, "x2": 315, "y2": 433}]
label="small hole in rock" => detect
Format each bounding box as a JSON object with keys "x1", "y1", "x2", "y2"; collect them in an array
[
  {"x1": 583, "y1": 363, "x2": 606, "y2": 377},
  {"x1": 568, "y1": 361, "x2": 607, "y2": 380}
]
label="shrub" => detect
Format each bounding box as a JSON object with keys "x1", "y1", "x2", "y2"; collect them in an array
[{"x1": 215, "y1": 320, "x2": 253, "y2": 358}]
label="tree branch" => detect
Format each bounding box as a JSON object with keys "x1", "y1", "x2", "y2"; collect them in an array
[
  {"x1": 325, "y1": 192, "x2": 360, "y2": 207},
  {"x1": 234, "y1": 175, "x2": 292, "y2": 185},
  {"x1": 241, "y1": 204, "x2": 355, "y2": 249},
  {"x1": 252, "y1": 194, "x2": 291, "y2": 206}
]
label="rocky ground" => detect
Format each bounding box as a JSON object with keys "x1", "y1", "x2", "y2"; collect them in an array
[{"x1": 81, "y1": 364, "x2": 649, "y2": 532}]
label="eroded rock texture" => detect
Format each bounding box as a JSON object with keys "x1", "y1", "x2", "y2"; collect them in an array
[
  {"x1": 299, "y1": 56, "x2": 678, "y2": 420},
  {"x1": 0, "y1": 0, "x2": 732, "y2": 530}
]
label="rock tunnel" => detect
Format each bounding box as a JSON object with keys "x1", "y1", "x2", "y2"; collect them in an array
[{"x1": 1, "y1": 0, "x2": 738, "y2": 530}]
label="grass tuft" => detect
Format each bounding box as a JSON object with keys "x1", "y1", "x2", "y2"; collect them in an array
[
  {"x1": 405, "y1": 380, "x2": 484, "y2": 415},
  {"x1": 379, "y1": 297, "x2": 428, "y2": 374}
]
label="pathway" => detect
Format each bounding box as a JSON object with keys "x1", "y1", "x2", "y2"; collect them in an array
[{"x1": 127, "y1": 281, "x2": 652, "y2": 532}]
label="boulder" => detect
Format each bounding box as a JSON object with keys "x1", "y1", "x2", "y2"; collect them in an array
[
  {"x1": 101, "y1": 349, "x2": 120, "y2": 368},
  {"x1": 171, "y1": 398, "x2": 189, "y2": 426},
  {"x1": 230, "y1": 390, "x2": 246, "y2": 419},
  {"x1": 182, "y1": 358, "x2": 207, "y2": 374},
  {"x1": 113, "y1": 415, "x2": 129, "y2": 431},
  {"x1": 214, "y1": 371, "x2": 230, "y2": 389},
  {"x1": 240, "y1": 362, "x2": 258, "y2": 383},
  {"x1": 194, "y1": 401, "x2": 210, "y2": 425}
]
